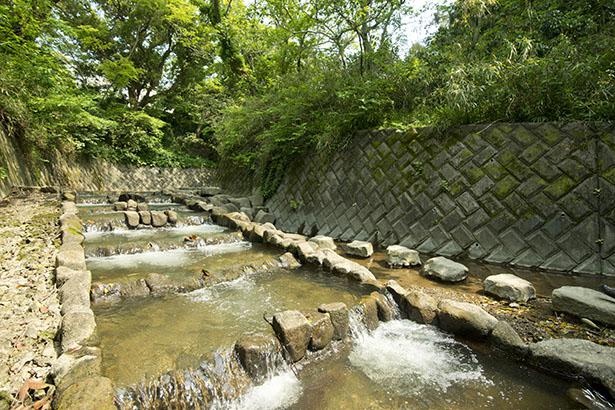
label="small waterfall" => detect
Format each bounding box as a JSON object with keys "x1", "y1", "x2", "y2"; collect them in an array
[{"x1": 117, "y1": 346, "x2": 302, "y2": 410}]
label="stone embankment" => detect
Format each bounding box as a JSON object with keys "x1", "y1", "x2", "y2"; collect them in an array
[{"x1": 0, "y1": 192, "x2": 61, "y2": 410}]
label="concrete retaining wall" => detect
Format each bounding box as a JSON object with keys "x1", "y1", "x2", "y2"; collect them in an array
[{"x1": 266, "y1": 122, "x2": 615, "y2": 275}]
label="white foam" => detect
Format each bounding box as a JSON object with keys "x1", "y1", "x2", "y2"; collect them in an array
[
  {"x1": 213, "y1": 371, "x2": 302, "y2": 410},
  {"x1": 349, "y1": 319, "x2": 491, "y2": 395},
  {"x1": 84, "y1": 223, "x2": 226, "y2": 238}
]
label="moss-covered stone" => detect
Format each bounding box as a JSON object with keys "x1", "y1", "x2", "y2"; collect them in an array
[
  {"x1": 544, "y1": 176, "x2": 575, "y2": 200},
  {"x1": 493, "y1": 176, "x2": 519, "y2": 200}
]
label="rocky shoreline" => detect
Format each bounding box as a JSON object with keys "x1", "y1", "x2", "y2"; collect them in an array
[{"x1": 0, "y1": 192, "x2": 62, "y2": 409}]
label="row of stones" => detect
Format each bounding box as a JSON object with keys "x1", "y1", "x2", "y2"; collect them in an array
[
  {"x1": 384, "y1": 279, "x2": 615, "y2": 397},
  {"x1": 51, "y1": 196, "x2": 115, "y2": 410}
]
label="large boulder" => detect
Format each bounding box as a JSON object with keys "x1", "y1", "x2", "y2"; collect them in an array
[
  {"x1": 124, "y1": 211, "x2": 140, "y2": 228},
  {"x1": 271, "y1": 311, "x2": 311, "y2": 362},
  {"x1": 484, "y1": 273, "x2": 536, "y2": 302},
  {"x1": 150, "y1": 211, "x2": 168, "y2": 227},
  {"x1": 404, "y1": 289, "x2": 438, "y2": 324},
  {"x1": 318, "y1": 302, "x2": 349, "y2": 340},
  {"x1": 136, "y1": 202, "x2": 149, "y2": 212},
  {"x1": 372, "y1": 292, "x2": 396, "y2": 322},
  {"x1": 341, "y1": 240, "x2": 373, "y2": 258},
  {"x1": 422, "y1": 256, "x2": 468, "y2": 282},
  {"x1": 309, "y1": 235, "x2": 337, "y2": 250},
  {"x1": 254, "y1": 210, "x2": 276, "y2": 224},
  {"x1": 56, "y1": 267, "x2": 90, "y2": 288},
  {"x1": 552, "y1": 286, "x2": 615, "y2": 327},
  {"x1": 385, "y1": 245, "x2": 421, "y2": 267},
  {"x1": 529, "y1": 338, "x2": 615, "y2": 396},
  {"x1": 437, "y1": 299, "x2": 498, "y2": 339},
  {"x1": 331, "y1": 259, "x2": 376, "y2": 283},
  {"x1": 234, "y1": 334, "x2": 281, "y2": 381},
  {"x1": 489, "y1": 321, "x2": 528, "y2": 355},
  {"x1": 304, "y1": 311, "x2": 334, "y2": 351}
]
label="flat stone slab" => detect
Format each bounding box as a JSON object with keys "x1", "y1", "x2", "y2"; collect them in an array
[
  {"x1": 341, "y1": 240, "x2": 373, "y2": 258},
  {"x1": 422, "y1": 256, "x2": 468, "y2": 282},
  {"x1": 552, "y1": 286, "x2": 615, "y2": 327},
  {"x1": 484, "y1": 273, "x2": 536, "y2": 302},
  {"x1": 386, "y1": 245, "x2": 421, "y2": 267},
  {"x1": 529, "y1": 338, "x2": 615, "y2": 396}
]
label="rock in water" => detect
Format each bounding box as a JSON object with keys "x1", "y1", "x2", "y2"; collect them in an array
[
  {"x1": 279, "y1": 252, "x2": 301, "y2": 269},
  {"x1": 234, "y1": 334, "x2": 281, "y2": 381},
  {"x1": 529, "y1": 338, "x2": 615, "y2": 397},
  {"x1": 552, "y1": 286, "x2": 615, "y2": 327},
  {"x1": 271, "y1": 311, "x2": 311, "y2": 362},
  {"x1": 305, "y1": 311, "x2": 334, "y2": 351},
  {"x1": 150, "y1": 211, "x2": 168, "y2": 227},
  {"x1": 309, "y1": 235, "x2": 337, "y2": 250},
  {"x1": 124, "y1": 211, "x2": 140, "y2": 228},
  {"x1": 318, "y1": 302, "x2": 349, "y2": 340},
  {"x1": 165, "y1": 210, "x2": 178, "y2": 224},
  {"x1": 483, "y1": 273, "x2": 536, "y2": 302},
  {"x1": 341, "y1": 240, "x2": 373, "y2": 258},
  {"x1": 422, "y1": 256, "x2": 468, "y2": 282},
  {"x1": 385, "y1": 245, "x2": 421, "y2": 267},
  {"x1": 437, "y1": 299, "x2": 498, "y2": 339}
]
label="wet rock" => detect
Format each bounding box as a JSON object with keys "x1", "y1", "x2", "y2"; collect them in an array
[
  {"x1": 234, "y1": 334, "x2": 281, "y2": 381},
  {"x1": 165, "y1": 210, "x2": 178, "y2": 224},
  {"x1": 372, "y1": 292, "x2": 395, "y2": 322},
  {"x1": 60, "y1": 308, "x2": 98, "y2": 352},
  {"x1": 52, "y1": 347, "x2": 102, "y2": 393},
  {"x1": 403, "y1": 288, "x2": 438, "y2": 325},
  {"x1": 386, "y1": 245, "x2": 421, "y2": 267},
  {"x1": 484, "y1": 274, "x2": 536, "y2": 302},
  {"x1": 305, "y1": 311, "x2": 334, "y2": 351},
  {"x1": 422, "y1": 256, "x2": 468, "y2": 282},
  {"x1": 119, "y1": 193, "x2": 145, "y2": 202},
  {"x1": 126, "y1": 199, "x2": 138, "y2": 211},
  {"x1": 489, "y1": 321, "x2": 528, "y2": 355},
  {"x1": 55, "y1": 376, "x2": 115, "y2": 410},
  {"x1": 124, "y1": 211, "x2": 140, "y2": 228},
  {"x1": 113, "y1": 201, "x2": 127, "y2": 211},
  {"x1": 254, "y1": 210, "x2": 276, "y2": 224},
  {"x1": 136, "y1": 202, "x2": 149, "y2": 212},
  {"x1": 437, "y1": 299, "x2": 498, "y2": 339},
  {"x1": 200, "y1": 187, "x2": 222, "y2": 197},
  {"x1": 279, "y1": 252, "x2": 301, "y2": 269},
  {"x1": 150, "y1": 211, "x2": 168, "y2": 227},
  {"x1": 139, "y1": 210, "x2": 151, "y2": 225},
  {"x1": 552, "y1": 286, "x2": 615, "y2": 327},
  {"x1": 90, "y1": 283, "x2": 121, "y2": 304},
  {"x1": 529, "y1": 338, "x2": 615, "y2": 397},
  {"x1": 359, "y1": 295, "x2": 380, "y2": 331},
  {"x1": 56, "y1": 249, "x2": 87, "y2": 271},
  {"x1": 272, "y1": 310, "x2": 311, "y2": 362},
  {"x1": 120, "y1": 279, "x2": 150, "y2": 298},
  {"x1": 318, "y1": 303, "x2": 349, "y2": 340},
  {"x1": 309, "y1": 235, "x2": 336, "y2": 250},
  {"x1": 341, "y1": 240, "x2": 373, "y2": 258}
]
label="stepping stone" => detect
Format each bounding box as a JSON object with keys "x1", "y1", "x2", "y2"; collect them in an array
[
  {"x1": 422, "y1": 256, "x2": 468, "y2": 282},
  {"x1": 483, "y1": 273, "x2": 536, "y2": 302},
  {"x1": 385, "y1": 245, "x2": 421, "y2": 267},
  {"x1": 341, "y1": 240, "x2": 373, "y2": 258},
  {"x1": 552, "y1": 286, "x2": 615, "y2": 327}
]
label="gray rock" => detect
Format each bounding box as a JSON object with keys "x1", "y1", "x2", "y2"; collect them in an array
[
  {"x1": 272, "y1": 310, "x2": 311, "y2": 362},
  {"x1": 52, "y1": 347, "x2": 102, "y2": 393},
  {"x1": 422, "y1": 256, "x2": 468, "y2": 282},
  {"x1": 318, "y1": 302, "x2": 349, "y2": 340},
  {"x1": 309, "y1": 235, "x2": 337, "y2": 250},
  {"x1": 489, "y1": 321, "x2": 528, "y2": 355},
  {"x1": 279, "y1": 252, "x2": 301, "y2": 269},
  {"x1": 484, "y1": 273, "x2": 536, "y2": 302},
  {"x1": 234, "y1": 334, "x2": 281, "y2": 381},
  {"x1": 113, "y1": 201, "x2": 127, "y2": 211},
  {"x1": 56, "y1": 249, "x2": 87, "y2": 271},
  {"x1": 126, "y1": 199, "x2": 138, "y2": 211},
  {"x1": 331, "y1": 259, "x2": 376, "y2": 283},
  {"x1": 165, "y1": 210, "x2": 178, "y2": 224},
  {"x1": 150, "y1": 211, "x2": 168, "y2": 227},
  {"x1": 403, "y1": 288, "x2": 438, "y2": 325},
  {"x1": 552, "y1": 286, "x2": 615, "y2": 327},
  {"x1": 90, "y1": 282, "x2": 121, "y2": 304},
  {"x1": 60, "y1": 308, "x2": 98, "y2": 352},
  {"x1": 230, "y1": 197, "x2": 252, "y2": 209},
  {"x1": 386, "y1": 245, "x2": 421, "y2": 267},
  {"x1": 120, "y1": 279, "x2": 151, "y2": 298},
  {"x1": 62, "y1": 201, "x2": 79, "y2": 215},
  {"x1": 139, "y1": 210, "x2": 151, "y2": 225},
  {"x1": 437, "y1": 299, "x2": 498, "y2": 339},
  {"x1": 124, "y1": 211, "x2": 140, "y2": 228},
  {"x1": 222, "y1": 203, "x2": 240, "y2": 213},
  {"x1": 254, "y1": 210, "x2": 276, "y2": 224},
  {"x1": 341, "y1": 240, "x2": 373, "y2": 258},
  {"x1": 305, "y1": 311, "x2": 334, "y2": 351},
  {"x1": 240, "y1": 207, "x2": 254, "y2": 220},
  {"x1": 529, "y1": 338, "x2": 615, "y2": 396},
  {"x1": 293, "y1": 241, "x2": 320, "y2": 263},
  {"x1": 200, "y1": 186, "x2": 222, "y2": 197},
  {"x1": 59, "y1": 276, "x2": 91, "y2": 315},
  {"x1": 56, "y1": 267, "x2": 90, "y2": 288}
]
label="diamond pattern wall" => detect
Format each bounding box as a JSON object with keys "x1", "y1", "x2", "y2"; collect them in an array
[{"x1": 266, "y1": 122, "x2": 615, "y2": 275}]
